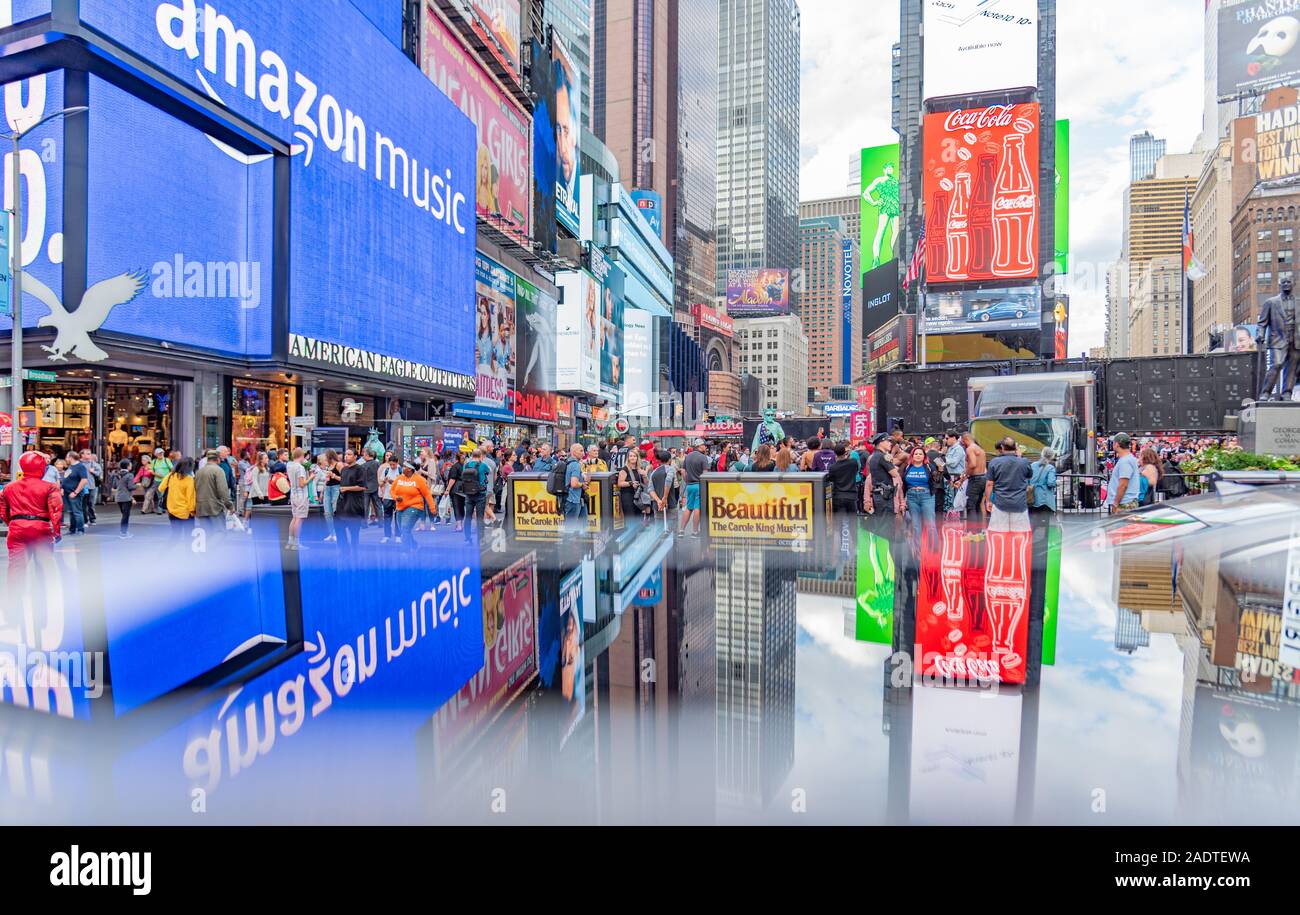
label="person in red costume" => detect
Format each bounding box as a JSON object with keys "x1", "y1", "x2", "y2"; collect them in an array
[{"x1": 1, "y1": 451, "x2": 64, "y2": 611}]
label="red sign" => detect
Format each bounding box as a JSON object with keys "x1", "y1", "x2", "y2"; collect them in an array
[
  {"x1": 433, "y1": 553, "x2": 538, "y2": 759},
  {"x1": 555, "y1": 395, "x2": 574, "y2": 424},
  {"x1": 923, "y1": 103, "x2": 1040, "y2": 284},
  {"x1": 510, "y1": 389, "x2": 557, "y2": 423},
  {"x1": 850, "y1": 412, "x2": 872, "y2": 441},
  {"x1": 691, "y1": 303, "x2": 735, "y2": 338},
  {"x1": 915, "y1": 527, "x2": 1030, "y2": 684},
  {"x1": 0, "y1": 412, "x2": 10, "y2": 448},
  {"x1": 422, "y1": 7, "x2": 531, "y2": 243}
]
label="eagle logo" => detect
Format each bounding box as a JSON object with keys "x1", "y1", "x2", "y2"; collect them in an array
[{"x1": 23, "y1": 271, "x2": 148, "y2": 362}]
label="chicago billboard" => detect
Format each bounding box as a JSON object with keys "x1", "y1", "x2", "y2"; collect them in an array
[
  {"x1": 423, "y1": 3, "x2": 531, "y2": 243},
  {"x1": 922, "y1": 0, "x2": 1038, "y2": 101},
  {"x1": 554, "y1": 36, "x2": 582, "y2": 235},
  {"x1": 725, "y1": 268, "x2": 791, "y2": 317},
  {"x1": 922, "y1": 103, "x2": 1040, "y2": 285},
  {"x1": 922, "y1": 285, "x2": 1041, "y2": 335},
  {"x1": 78, "y1": 0, "x2": 480, "y2": 378},
  {"x1": 860, "y1": 143, "x2": 901, "y2": 337},
  {"x1": 1217, "y1": 0, "x2": 1300, "y2": 97},
  {"x1": 475, "y1": 253, "x2": 516, "y2": 408}
]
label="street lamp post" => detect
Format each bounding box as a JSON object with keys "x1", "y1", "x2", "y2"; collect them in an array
[{"x1": 6, "y1": 105, "x2": 88, "y2": 460}]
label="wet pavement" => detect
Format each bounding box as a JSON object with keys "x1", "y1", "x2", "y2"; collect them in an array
[{"x1": 2, "y1": 494, "x2": 1297, "y2": 825}]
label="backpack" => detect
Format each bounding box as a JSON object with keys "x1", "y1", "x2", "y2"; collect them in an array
[
  {"x1": 547, "y1": 459, "x2": 575, "y2": 500},
  {"x1": 459, "y1": 461, "x2": 484, "y2": 498},
  {"x1": 269, "y1": 471, "x2": 290, "y2": 501}
]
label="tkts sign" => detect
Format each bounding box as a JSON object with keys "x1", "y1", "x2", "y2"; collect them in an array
[{"x1": 922, "y1": 102, "x2": 1040, "y2": 284}]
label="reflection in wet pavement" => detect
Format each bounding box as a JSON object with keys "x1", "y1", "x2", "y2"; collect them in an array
[{"x1": 3, "y1": 491, "x2": 1299, "y2": 824}]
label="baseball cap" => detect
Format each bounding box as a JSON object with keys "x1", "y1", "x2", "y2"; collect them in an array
[
  {"x1": 1112, "y1": 432, "x2": 1132, "y2": 449},
  {"x1": 924, "y1": 437, "x2": 936, "y2": 446},
  {"x1": 154, "y1": 448, "x2": 164, "y2": 456},
  {"x1": 693, "y1": 438, "x2": 706, "y2": 446}
]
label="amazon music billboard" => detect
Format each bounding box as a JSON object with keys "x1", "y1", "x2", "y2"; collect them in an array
[{"x1": 77, "y1": 0, "x2": 479, "y2": 381}]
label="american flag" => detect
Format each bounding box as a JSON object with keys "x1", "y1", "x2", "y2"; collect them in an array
[{"x1": 903, "y1": 226, "x2": 926, "y2": 291}]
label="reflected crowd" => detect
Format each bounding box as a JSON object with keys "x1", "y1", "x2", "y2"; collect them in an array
[{"x1": 1, "y1": 433, "x2": 1298, "y2": 825}]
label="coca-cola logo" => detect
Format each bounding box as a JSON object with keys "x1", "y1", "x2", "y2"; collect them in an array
[
  {"x1": 942, "y1": 105, "x2": 1016, "y2": 133},
  {"x1": 995, "y1": 194, "x2": 1035, "y2": 211}
]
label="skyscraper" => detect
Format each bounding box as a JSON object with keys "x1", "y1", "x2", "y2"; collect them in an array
[
  {"x1": 1130, "y1": 131, "x2": 1167, "y2": 183},
  {"x1": 798, "y1": 214, "x2": 861, "y2": 396},
  {"x1": 715, "y1": 0, "x2": 801, "y2": 300},
  {"x1": 593, "y1": 0, "x2": 717, "y2": 316}
]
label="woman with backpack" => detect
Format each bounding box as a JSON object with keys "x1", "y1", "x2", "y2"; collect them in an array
[
  {"x1": 617, "y1": 448, "x2": 653, "y2": 523},
  {"x1": 460, "y1": 449, "x2": 490, "y2": 543}
]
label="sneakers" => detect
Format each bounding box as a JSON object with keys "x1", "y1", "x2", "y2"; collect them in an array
[
  {"x1": 323, "y1": 535, "x2": 336, "y2": 543},
  {"x1": 118, "y1": 532, "x2": 133, "y2": 540},
  {"x1": 380, "y1": 536, "x2": 390, "y2": 543}
]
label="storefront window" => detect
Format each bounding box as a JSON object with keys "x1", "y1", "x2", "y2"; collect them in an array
[
  {"x1": 104, "y1": 384, "x2": 174, "y2": 462},
  {"x1": 29, "y1": 382, "x2": 95, "y2": 456},
  {"x1": 231, "y1": 380, "x2": 296, "y2": 462}
]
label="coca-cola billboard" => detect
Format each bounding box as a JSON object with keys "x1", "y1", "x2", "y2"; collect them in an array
[{"x1": 923, "y1": 103, "x2": 1040, "y2": 285}]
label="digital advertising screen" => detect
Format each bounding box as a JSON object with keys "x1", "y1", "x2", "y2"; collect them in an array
[
  {"x1": 423, "y1": 4, "x2": 531, "y2": 242},
  {"x1": 88, "y1": 76, "x2": 273, "y2": 357},
  {"x1": 922, "y1": 0, "x2": 1038, "y2": 100},
  {"x1": 1217, "y1": 0, "x2": 1300, "y2": 97},
  {"x1": 0, "y1": 71, "x2": 64, "y2": 337},
  {"x1": 590, "y1": 246, "x2": 625, "y2": 400},
  {"x1": 515, "y1": 275, "x2": 556, "y2": 397},
  {"x1": 860, "y1": 143, "x2": 901, "y2": 337},
  {"x1": 922, "y1": 103, "x2": 1040, "y2": 285},
  {"x1": 921, "y1": 284, "x2": 1041, "y2": 335},
  {"x1": 725, "y1": 268, "x2": 791, "y2": 317},
  {"x1": 474, "y1": 253, "x2": 516, "y2": 409},
  {"x1": 554, "y1": 36, "x2": 583, "y2": 236},
  {"x1": 555, "y1": 269, "x2": 600, "y2": 395},
  {"x1": 80, "y1": 0, "x2": 480, "y2": 379}
]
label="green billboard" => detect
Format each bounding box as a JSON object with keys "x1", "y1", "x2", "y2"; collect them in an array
[
  {"x1": 860, "y1": 143, "x2": 901, "y2": 282},
  {"x1": 1055, "y1": 119, "x2": 1069, "y2": 276},
  {"x1": 854, "y1": 527, "x2": 895, "y2": 644}
]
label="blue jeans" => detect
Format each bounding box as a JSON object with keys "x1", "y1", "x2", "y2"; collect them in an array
[
  {"x1": 906, "y1": 486, "x2": 935, "y2": 542},
  {"x1": 563, "y1": 494, "x2": 588, "y2": 533},
  {"x1": 397, "y1": 506, "x2": 424, "y2": 548},
  {"x1": 323, "y1": 485, "x2": 339, "y2": 538},
  {"x1": 63, "y1": 493, "x2": 85, "y2": 533}
]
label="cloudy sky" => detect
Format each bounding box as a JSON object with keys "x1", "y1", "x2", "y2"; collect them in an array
[{"x1": 798, "y1": 0, "x2": 1206, "y2": 353}]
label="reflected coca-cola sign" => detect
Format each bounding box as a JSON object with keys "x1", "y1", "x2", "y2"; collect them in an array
[{"x1": 923, "y1": 102, "x2": 1040, "y2": 285}]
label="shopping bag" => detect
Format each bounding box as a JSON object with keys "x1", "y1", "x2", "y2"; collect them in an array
[{"x1": 950, "y1": 480, "x2": 968, "y2": 514}]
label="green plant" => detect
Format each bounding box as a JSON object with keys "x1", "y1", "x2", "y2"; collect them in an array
[{"x1": 1179, "y1": 446, "x2": 1300, "y2": 474}]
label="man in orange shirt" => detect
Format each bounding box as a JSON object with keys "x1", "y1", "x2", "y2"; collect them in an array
[{"x1": 390, "y1": 461, "x2": 435, "y2": 549}]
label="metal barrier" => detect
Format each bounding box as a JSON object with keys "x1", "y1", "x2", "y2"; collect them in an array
[{"x1": 1050, "y1": 471, "x2": 1220, "y2": 514}]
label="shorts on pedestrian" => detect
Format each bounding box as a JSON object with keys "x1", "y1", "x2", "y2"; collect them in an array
[
  {"x1": 988, "y1": 505, "x2": 1030, "y2": 532},
  {"x1": 290, "y1": 494, "x2": 310, "y2": 519},
  {"x1": 685, "y1": 483, "x2": 701, "y2": 511}
]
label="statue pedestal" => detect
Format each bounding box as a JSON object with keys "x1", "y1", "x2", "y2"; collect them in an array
[{"x1": 1240, "y1": 400, "x2": 1300, "y2": 456}]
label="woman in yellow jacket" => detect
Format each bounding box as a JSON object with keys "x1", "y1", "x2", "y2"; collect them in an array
[{"x1": 159, "y1": 457, "x2": 197, "y2": 544}]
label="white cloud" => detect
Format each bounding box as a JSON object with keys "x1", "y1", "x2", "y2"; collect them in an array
[{"x1": 798, "y1": 0, "x2": 1206, "y2": 352}]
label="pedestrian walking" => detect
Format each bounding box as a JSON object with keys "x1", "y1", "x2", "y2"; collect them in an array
[
  {"x1": 111, "y1": 459, "x2": 136, "y2": 538},
  {"x1": 983, "y1": 437, "x2": 1032, "y2": 532},
  {"x1": 159, "y1": 458, "x2": 197, "y2": 545},
  {"x1": 461, "y1": 448, "x2": 490, "y2": 543},
  {"x1": 194, "y1": 448, "x2": 235, "y2": 537},
  {"x1": 60, "y1": 451, "x2": 90, "y2": 535}
]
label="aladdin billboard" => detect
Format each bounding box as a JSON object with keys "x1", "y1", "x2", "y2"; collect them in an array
[
  {"x1": 725, "y1": 268, "x2": 791, "y2": 318},
  {"x1": 923, "y1": 103, "x2": 1040, "y2": 285}
]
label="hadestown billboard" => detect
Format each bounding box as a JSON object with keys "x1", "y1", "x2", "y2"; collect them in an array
[{"x1": 923, "y1": 0, "x2": 1038, "y2": 101}]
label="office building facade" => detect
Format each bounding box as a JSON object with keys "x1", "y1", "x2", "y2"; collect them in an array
[
  {"x1": 734, "y1": 314, "x2": 808, "y2": 413},
  {"x1": 798, "y1": 215, "x2": 861, "y2": 398},
  {"x1": 716, "y1": 0, "x2": 801, "y2": 299}
]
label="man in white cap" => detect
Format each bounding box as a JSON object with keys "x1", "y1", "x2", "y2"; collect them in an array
[{"x1": 679, "y1": 438, "x2": 710, "y2": 537}]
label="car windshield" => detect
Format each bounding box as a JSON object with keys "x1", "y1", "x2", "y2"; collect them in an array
[{"x1": 971, "y1": 416, "x2": 1072, "y2": 462}]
